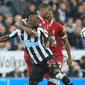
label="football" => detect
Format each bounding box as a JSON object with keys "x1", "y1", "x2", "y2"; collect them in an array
[{"x1": 81, "y1": 27, "x2": 85, "y2": 39}]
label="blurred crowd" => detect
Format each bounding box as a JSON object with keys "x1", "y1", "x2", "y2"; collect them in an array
[
  {"x1": 0, "y1": 0, "x2": 85, "y2": 78},
  {"x1": 67, "y1": 55, "x2": 85, "y2": 78},
  {"x1": 0, "y1": 0, "x2": 85, "y2": 50}
]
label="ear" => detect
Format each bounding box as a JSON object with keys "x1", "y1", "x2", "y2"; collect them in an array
[{"x1": 41, "y1": 8, "x2": 44, "y2": 12}]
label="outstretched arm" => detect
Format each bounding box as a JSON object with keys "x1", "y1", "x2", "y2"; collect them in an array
[
  {"x1": 0, "y1": 35, "x2": 9, "y2": 42},
  {"x1": 0, "y1": 29, "x2": 19, "y2": 43},
  {"x1": 15, "y1": 21, "x2": 33, "y2": 34},
  {"x1": 63, "y1": 35, "x2": 72, "y2": 65}
]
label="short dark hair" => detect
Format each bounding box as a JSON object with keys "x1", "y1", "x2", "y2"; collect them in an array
[
  {"x1": 27, "y1": 12, "x2": 38, "y2": 19},
  {"x1": 81, "y1": 55, "x2": 85, "y2": 60},
  {"x1": 39, "y1": 3, "x2": 51, "y2": 11},
  {"x1": 28, "y1": 1, "x2": 36, "y2": 6}
]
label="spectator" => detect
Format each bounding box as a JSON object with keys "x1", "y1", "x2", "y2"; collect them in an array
[
  {"x1": 49, "y1": 0, "x2": 60, "y2": 22},
  {"x1": 11, "y1": 0, "x2": 27, "y2": 16},
  {"x1": 0, "y1": 11, "x2": 4, "y2": 26},
  {"x1": 78, "y1": 0, "x2": 84, "y2": 4},
  {"x1": 17, "y1": 43, "x2": 24, "y2": 50},
  {"x1": 4, "y1": 16, "x2": 13, "y2": 31},
  {"x1": 75, "y1": 19, "x2": 82, "y2": 28},
  {"x1": 80, "y1": 1, "x2": 85, "y2": 19},
  {"x1": 59, "y1": 0, "x2": 70, "y2": 12},
  {"x1": 73, "y1": 26, "x2": 83, "y2": 49},
  {"x1": 69, "y1": 0, "x2": 78, "y2": 20},
  {"x1": 49, "y1": 0, "x2": 58, "y2": 9},
  {"x1": 5, "y1": 41, "x2": 12, "y2": 50},
  {"x1": 0, "y1": 0, "x2": 13, "y2": 17},
  {"x1": 65, "y1": 17, "x2": 76, "y2": 33},
  {"x1": 0, "y1": 25, "x2": 7, "y2": 36},
  {"x1": 6, "y1": 64, "x2": 24, "y2": 77},
  {"x1": 82, "y1": 1, "x2": 85, "y2": 11},
  {"x1": 0, "y1": 42, "x2": 7, "y2": 50},
  {"x1": 64, "y1": 17, "x2": 76, "y2": 49},
  {"x1": 67, "y1": 61, "x2": 82, "y2": 77},
  {"x1": 58, "y1": 3, "x2": 68, "y2": 24},
  {"x1": 76, "y1": 5, "x2": 84, "y2": 19},
  {"x1": 26, "y1": 0, "x2": 43, "y2": 6},
  {"x1": 14, "y1": 15, "x2": 22, "y2": 23},
  {"x1": 77, "y1": 55, "x2": 85, "y2": 77},
  {"x1": 26, "y1": 2, "x2": 37, "y2": 17}
]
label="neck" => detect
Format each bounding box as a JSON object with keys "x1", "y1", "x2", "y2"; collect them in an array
[{"x1": 39, "y1": 13, "x2": 45, "y2": 21}]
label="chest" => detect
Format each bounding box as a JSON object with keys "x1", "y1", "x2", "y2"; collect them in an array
[
  {"x1": 48, "y1": 24, "x2": 59, "y2": 37},
  {"x1": 20, "y1": 30, "x2": 43, "y2": 48},
  {"x1": 40, "y1": 21, "x2": 49, "y2": 30}
]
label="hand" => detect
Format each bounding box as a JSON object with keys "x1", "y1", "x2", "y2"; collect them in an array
[
  {"x1": 15, "y1": 21, "x2": 24, "y2": 28},
  {"x1": 67, "y1": 57, "x2": 72, "y2": 66},
  {"x1": 51, "y1": 41, "x2": 57, "y2": 47},
  {"x1": 29, "y1": 29, "x2": 37, "y2": 38},
  {"x1": 45, "y1": 41, "x2": 50, "y2": 48}
]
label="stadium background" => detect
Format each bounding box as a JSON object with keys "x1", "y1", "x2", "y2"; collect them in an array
[{"x1": 0, "y1": 0, "x2": 85, "y2": 85}]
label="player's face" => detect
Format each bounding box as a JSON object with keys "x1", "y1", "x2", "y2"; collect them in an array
[
  {"x1": 27, "y1": 14, "x2": 39, "y2": 28},
  {"x1": 43, "y1": 7, "x2": 52, "y2": 19}
]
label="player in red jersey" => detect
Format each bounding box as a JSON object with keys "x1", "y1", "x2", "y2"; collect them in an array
[
  {"x1": 44, "y1": 15, "x2": 72, "y2": 85},
  {"x1": 48, "y1": 19, "x2": 72, "y2": 68}
]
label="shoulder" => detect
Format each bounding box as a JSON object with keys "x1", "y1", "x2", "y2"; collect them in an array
[
  {"x1": 38, "y1": 26, "x2": 48, "y2": 34},
  {"x1": 54, "y1": 21, "x2": 63, "y2": 27},
  {"x1": 12, "y1": 29, "x2": 24, "y2": 35},
  {"x1": 55, "y1": 21, "x2": 65, "y2": 31},
  {"x1": 14, "y1": 29, "x2": 21, "y2": 33},
  {"x1": 38, "y1": 26, "x2": 44, "y2": 31}
]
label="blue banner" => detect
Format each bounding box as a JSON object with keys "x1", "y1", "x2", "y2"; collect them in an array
[{"x1": 0, "y1": 78, "x2": 85, "y2": 85}]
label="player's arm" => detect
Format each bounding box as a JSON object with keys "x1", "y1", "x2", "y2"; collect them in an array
[
  {"x1": 0, "y1": 35, "x2": 9, "y2": 42},
  {"x1": 62, "y1": 35, "x2": 72, "y2": 65},
  {"x1": 47, "y1": 36, "x2": 56, "y2": 47},
  {"x1": 0, "y1": 29, "x2": 18, "y2": 43},
  {"x1": 60, "y1": 26, "x2": 72, "y2": 65},
  {"x1": 15, "y1": 21, "x2": 34, "y2": 34},
  {"x1": 40, "y1": 28, "x2": 56, "y2": 47}
]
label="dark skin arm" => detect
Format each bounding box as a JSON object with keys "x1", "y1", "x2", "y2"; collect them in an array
[
  {"x1": 15, "y1": 21, "x2": 36, "y2": 38},
  {"x1": 63, "y1": 35, "x2": 72, "y2": 65},
  {"x1": 15, "y1": 21, "x2": 33, "y2": 34},
  {"x1": 47, "y1": 36, "x2": 56, "y2": 47},
  {"x1": 0, "y1": 35, "x2": 9, "y2": 43}
]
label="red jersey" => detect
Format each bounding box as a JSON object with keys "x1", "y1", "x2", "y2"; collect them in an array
[
  {"x1": 39, "y1": 15, "x2": 49, "y2": 30},
  {"x1": 48, "y1": 20, "x2": 66, "y2": 59}
]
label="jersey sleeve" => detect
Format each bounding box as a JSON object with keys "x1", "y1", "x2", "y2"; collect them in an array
[
  {"x1": 8, "y1": 29, "x2": 19, "y2": 38},
  {"x1": 39, "y1": 27, "x2": 49, "y2": 38},
  {"x1": 58, "y1": 23, "x2": 66, "y2": 39}
]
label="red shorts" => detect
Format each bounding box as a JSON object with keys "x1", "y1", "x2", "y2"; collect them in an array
[{"x1": 24, "y1": 51, "x2": 32, "y2": 76}]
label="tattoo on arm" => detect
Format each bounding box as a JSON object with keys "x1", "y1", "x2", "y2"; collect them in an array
[{"x1": 47, "y1": 36, "x2": 55, "y2": 44}]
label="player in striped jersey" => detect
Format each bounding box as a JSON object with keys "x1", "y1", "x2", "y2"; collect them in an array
[
  {"x1": 0, "y1": 12, "x2": 73, "y2": 85},
  {"x1": 15, "y1": 12, "x2": 73, "y2": 85}
]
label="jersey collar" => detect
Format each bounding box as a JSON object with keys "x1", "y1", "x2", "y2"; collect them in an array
[
  {"x1": 49, "y1": 19, "x2": 54, "y2": 27},
  {"x1": 38, "y1": 15, "x2": 45, "y2": 24}
]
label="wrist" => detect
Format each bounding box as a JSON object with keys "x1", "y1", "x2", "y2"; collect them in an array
[
  {"x1": 52, "y1": 41, "x2": 56, "y2": 44},
  {"x1": 68, "y1": 57, "x2": 72, "y2": 59}
]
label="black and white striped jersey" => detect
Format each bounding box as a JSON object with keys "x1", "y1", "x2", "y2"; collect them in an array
[{"x1": 8, "y1": 27, "x2": 53, "y2": 64}]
